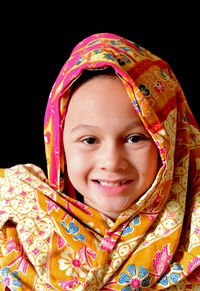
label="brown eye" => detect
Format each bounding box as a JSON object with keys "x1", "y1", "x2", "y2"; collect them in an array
[
  {"x1": 82, "y1": 137, "x2": 97, "y2": 144},
  {"x1": 127, "y1": 135, "x2": 144, "y2": 143}
]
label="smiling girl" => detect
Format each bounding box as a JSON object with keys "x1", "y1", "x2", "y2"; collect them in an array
[{"x1": 0, "y1": 33, "x2": 200, "y2": 290}]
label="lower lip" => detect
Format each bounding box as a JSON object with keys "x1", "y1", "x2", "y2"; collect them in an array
[{"x1": 92, "y1": 180, "x2": 133, "y2": 195}]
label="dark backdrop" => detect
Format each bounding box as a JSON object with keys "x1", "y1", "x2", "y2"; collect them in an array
[{"x1": 1, "y1": 8, "x2": 199, "y2": 173}]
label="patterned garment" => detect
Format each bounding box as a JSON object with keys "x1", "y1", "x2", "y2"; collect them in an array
[{"x1": 0, "y1": 33, "x2": 200, "y2": 290}]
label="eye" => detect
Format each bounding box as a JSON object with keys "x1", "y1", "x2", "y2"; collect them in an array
[
  {"x1": 82, "y1": 137, "x2": 97, "y2": 145},
  {"x1": 126, "y1": 135, "x2": 145, "y2": 143}
]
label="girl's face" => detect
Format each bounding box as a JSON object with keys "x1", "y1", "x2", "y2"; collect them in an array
[{"x1": 64, "y1": 76, "x2": 158, "y2": 220}]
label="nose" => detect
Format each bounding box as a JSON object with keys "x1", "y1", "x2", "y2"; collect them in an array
[{"x1": 97, "y1": 141, "x2": 128, "y2": 172}]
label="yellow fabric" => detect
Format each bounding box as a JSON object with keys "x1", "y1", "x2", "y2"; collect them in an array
[{"x1": 0, "y1": 33, "x2": 200, "y2": 290}]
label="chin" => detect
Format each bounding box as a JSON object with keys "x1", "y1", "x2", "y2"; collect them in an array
[{"x1": 98, "y1": 202, "x2": 131, "y2": 214}]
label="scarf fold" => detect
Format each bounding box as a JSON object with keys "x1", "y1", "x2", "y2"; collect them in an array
[{"x1": 0, "y1": 33, "x2": 200, "y2": 290}]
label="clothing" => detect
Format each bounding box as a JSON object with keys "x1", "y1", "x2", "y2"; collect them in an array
[{"x1": 0, "y1": 33, "x2": 200, "y2": 290}]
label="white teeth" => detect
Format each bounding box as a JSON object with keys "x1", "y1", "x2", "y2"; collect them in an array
[{"x1": 97, "y1": 180, "x2": 127, "y2": 187}]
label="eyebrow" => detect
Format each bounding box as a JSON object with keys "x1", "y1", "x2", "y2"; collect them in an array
[{"x1": 70, "y1": 120, "x2": 144, "y2": 133}]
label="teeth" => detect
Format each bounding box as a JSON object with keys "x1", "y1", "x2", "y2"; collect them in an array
[{"x1": 97, "y1": 180, "x2": 127, "y2": 187}]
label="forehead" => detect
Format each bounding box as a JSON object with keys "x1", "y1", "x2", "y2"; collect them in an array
[{"x1": 65, "y1": 76, "x2": 143, "y2": 130}]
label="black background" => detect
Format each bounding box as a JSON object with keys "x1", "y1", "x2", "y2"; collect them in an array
[{"x1": 1, "y1": 5, "x2": 199, "y2": 173}]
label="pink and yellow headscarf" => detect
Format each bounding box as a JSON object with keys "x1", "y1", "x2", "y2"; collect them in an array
[{"x1": 0, "y1": 33, "x2": 200, "y2": 290}]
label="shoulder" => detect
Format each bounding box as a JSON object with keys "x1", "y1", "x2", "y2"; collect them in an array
[
  {"x1": 0, "y1": 164, "x2": 48, "y2": 187},
  {"x1": 1, "y1": 163, "x2": 47, "y2": 178}
]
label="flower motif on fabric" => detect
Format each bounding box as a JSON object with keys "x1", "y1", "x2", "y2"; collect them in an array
[
  {"x1": 120, "y1": 46, "x2": 131, "y2": 52},
  {"x1": 139, "y1": 84, "x2": 150, "y2": 96},
  {"x1": 188, "y1": 256, "x2": 200, "y2": 274},
  {"x1": 122, "y1": 215, "x2": 141, "y2": 236},
  {"x1": 47, "y1": 198, "x2": 59, "y2": 212},
  {"x1": 154, "y1": 80, "x2": 164, "y2": 93},
  {"x1": 117, "y1": 54, "x2": 131, "y2": 66},
  {"x1": 61, "y1": 221, "x2": 85, "y2": 242},
  {"x1": 122, "y1": 224, "x2": 134, "y2": 236},
  {"x1": 59, "y1": 278, "x2": 79, "y2": 290},
  {"x1": 118, "y1": 264, "x2": 151, "y2": 290},
  {"x1": 157, "y1": 263, "x2": 184, "y2": 287},
  {"x1": 110, "y1": 40, "x2": 121, "y2": 46},
  {"x1": 130, "y1": 215, "x2": 141, "y2": 225},
  {"x1": 1, "y1": 267, "x2": 23, "y2": 290},
  {"x1": 99, "y1": 236, "x2": 116, "y2": 253},
  {"x1": 58, "y1": 247, "x2": 89, "y2": 279},
  {"x1": 7, "y1": 238, "x2": 20, "y2": 254},
  {"x1": 153, "y1": 244, "x2": 172, "y2": 276},
  {"x1": 103, "y1": 53, "x2": 115, "y2": 61}
]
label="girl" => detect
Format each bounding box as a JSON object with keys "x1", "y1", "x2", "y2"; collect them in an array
[{"x1": 0, "y1": 33, "x2": 199, "y2": 290}]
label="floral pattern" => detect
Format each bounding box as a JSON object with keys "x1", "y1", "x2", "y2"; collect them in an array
[
  {"x1": 139, "y1": 84, "x2": 150, "y2": 96},
  {"x1": 118, "y1": 264, "x2": 151, "y2": 290},
  {"x1": 61, "y1": 220, "x2": 85, "y2": 242},
  {"x1": 122, "y1": 215, "x2": 141, "y2": 236},
  {"x1": 58, "y1": 247, "x2": 89, "y2": 279},
  {"x1": 154, "y1": 80, "x2": 164, "y2": 93},
  {"x1": 153, "y1": 244, "x2": 172, "y2": 276},
  {"x1": 1, "y1": 267, "x2": 23, "y2": 290},
  {"x1": 157, "y1": 264, "x2": 184, "y2": 287}
]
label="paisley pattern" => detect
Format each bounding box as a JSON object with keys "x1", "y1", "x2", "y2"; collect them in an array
[{"x1": 0, "y1": 33, "x2": 200, "y2": 290}]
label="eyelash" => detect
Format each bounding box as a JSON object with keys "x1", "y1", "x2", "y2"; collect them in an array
[
  {"x1": 81, "y1": 137, "x2": 97, "y2": 145},
  {"x1": 127, "y1": 135, "x2": 146, "y2": 143},
  {"x1": 81, "y1": 135, "x2": 146, "y2": 145}
]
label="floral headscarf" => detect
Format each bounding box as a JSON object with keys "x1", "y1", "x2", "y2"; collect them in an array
[{"x1": 0, "y1": 33, "x2": 200, "y2": 290}]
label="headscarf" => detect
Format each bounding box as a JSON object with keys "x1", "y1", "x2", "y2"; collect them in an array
[{"x1": 0, "y1": 33, "x2": 200, "y2": 290}]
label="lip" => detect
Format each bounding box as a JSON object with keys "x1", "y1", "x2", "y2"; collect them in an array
[
  {"x1": 91, "y1": 179, "x2": 134, "y2": 195},
  {"x1": 92, "y1": 178, "x2": 133, "y2": 184}
]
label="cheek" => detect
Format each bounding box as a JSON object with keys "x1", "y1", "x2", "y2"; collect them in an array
[
  {"x1": 65, "y1": 148, "x2": 91, "y2": 185},
  {"x1": 136, "y1": 143, "x2": 158, "y2": 178}
]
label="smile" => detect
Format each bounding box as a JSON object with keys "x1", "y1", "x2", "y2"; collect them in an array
[
  {"x1": 95, "y1": 180, "x2": 130, "y2": 187},
  {"x1": 91, "y1": 179, "x2": 133, "y2": 195}
]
